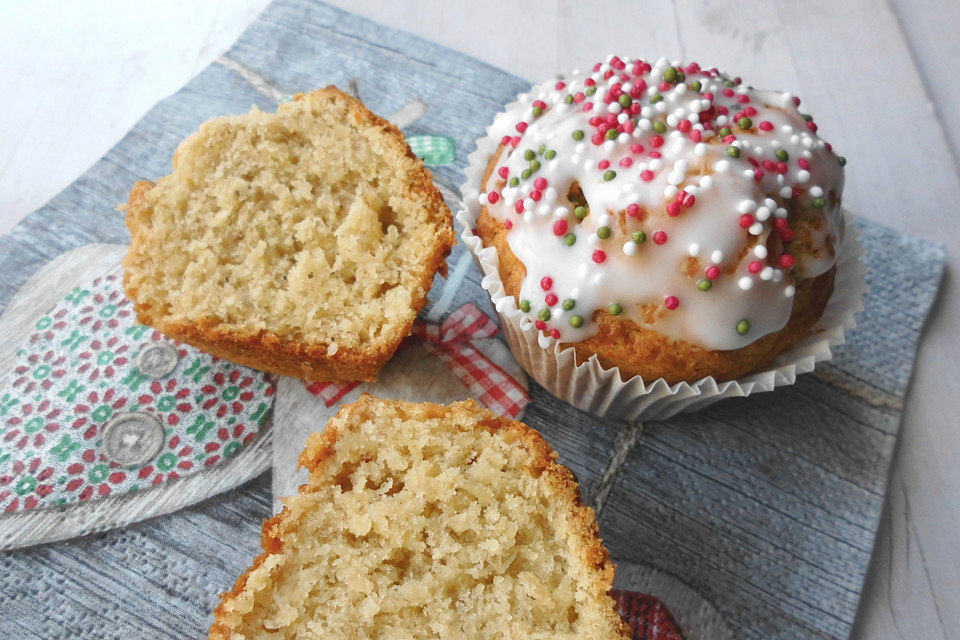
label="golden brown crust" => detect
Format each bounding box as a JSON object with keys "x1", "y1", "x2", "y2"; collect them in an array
[
  {"x1": 476, "y1": 167, "x2": 835, "y2": 384},
  {"x1": 210, "y1": 395, "x2": 629, "y2": 640},
  {"x1": 123, "y1": 86, "x2": 454, "y2": 382}
]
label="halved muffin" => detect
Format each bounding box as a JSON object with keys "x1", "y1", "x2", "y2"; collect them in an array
[
  {"x1": 123, "y1": 87, "x2": 454, "y2": 381},
  {"x1": 210, "y1": 395, "x2": 628, "y2": 640}
]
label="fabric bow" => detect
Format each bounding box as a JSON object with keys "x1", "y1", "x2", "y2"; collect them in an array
[{"x1": 305, "y1": 303, "x2": 529, "y2": 418}]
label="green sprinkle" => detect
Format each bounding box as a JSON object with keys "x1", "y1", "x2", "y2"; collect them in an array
[
  {"x1": 605, "y1": 128, "x2": 618, "y2": 140},
  {"x1": 737, "y1": 116, "x2": 753, "y2": 130},
  {"x1": 775, "y1": 149, "x2": 789, "y2": 162},
  {"x1": 509, "y1": 177, "x2": 519, "y2": 187},
  {"x1": 736, "y1": 319, "x2": 750, "y2": 335},
  {"x1": 529, "y1": 160, "x2": 541, "y2": 172},
  {"x1": 538, "y1": 144, "x2": 546, "y2": 155},
  {"x1": 524, "y1": 149, "x2": 536, "y2": 161},
  {"x1": 838, "y1": 156, "x2": 847, "y2": 166},
  {"x1": 521, "y1": 169, "x2": 532, "y2": 179},
  {"x1": 597, "y1": 226, "x2": 611, "y2": 239},
  {"x1": 653, "y1": 121, "x2": 667, "y2": 134},
  {"x1": 608, "y1": 303, "x2": 623, "y2": 316},
  {"x1": 572, "y1": 129, "x2": 585, "y2": 141},
  {"x1": 689, "y1": 80, "x2": 702, "y2": 92},
  {"x1": 544, "y1": 149, "x2": 557, "y2": 159},
  {"x1": 650, "y1": 94, "x2": 663, "y2": 104},
  {"x1": 697, "y1": 279, "x2": 712, "y2": 291},
  {"x1": 676, "y1": 70, "x2": 686, "y2": 82},
  {"x1": 586, "y1": 86, "x2": 597, "y2": 96},
  {"x1": 802, "y1": 113, "x2": 813, "y2": 121},
  {"x1": 563, "y1": 232, "x2": 577, "y2": 246},
  {"x1": 812, "y1": 196, "x2": 826, "y2": 208},
  {"x1": 538, "y1": 308, "x2": 551, "y2": 322},
  {"x1": 564, "y1": 94, "x2": 574, "y2": 104},
  {"x1": 726, "y1": 146, "x2": 741, "y2": 158},
  {"x1": 562, "y1": 298, "x2": 576, "y2": 311},
  {"x1": 532, "y1": 106, "x2": 543, "y2": 117},
  {"x1": 632, "y1": 230, "x2": 646, "y2": 244},
  {"x1": 569, "y1": 315, "x2": 584, "y2": 328},
  {"x1": 574, "y1": 206, "x2": 588, "y2": 220},
  {"x1": 662, "y1": 67, "x2": 678, "y2": 83},
  {"x1": 723, "y1": 79, "x2": 735, "y2": 88},
  {"x1": 603, "y1": 170, "x2": 617, "y2": 181},
  {"x1": 519, "y1": 300, "x2": 531, "y2": 313},
  {"x1": 718, "y1": 126, "x2": 732, "y2": 138},
  {"x1": 618, "y1": 94, "x2": 632, "y2": 107}
]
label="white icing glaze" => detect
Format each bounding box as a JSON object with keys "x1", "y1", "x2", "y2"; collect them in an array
[{"x1": 480, "y1": 56, "x2": 845, "y2": 351}]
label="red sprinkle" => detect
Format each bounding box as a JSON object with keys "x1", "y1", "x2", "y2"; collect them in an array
[
  {"x1": 592, "y1": 250, "x2": 607, "y2": 263},
  {"x1": 706, "y1": 266, "x2": 720, "y2": 279},
  {"x1": 619, "y1": 157, "x2": 634, "y2": 168},
  {"x1": 759, "y1": 120, "x2": 774, "y2": 131},
  {"x1": 723, "y1": 88, "x2": 735, "y2": 98},
  {"x1": 500, "y1": 135, "x2": 511, "y2": 146},
  {"x1": 555, "y1": 81, "x2": 566, "y2": 90},
  {"x1": 658, "y1": 81, "x2": 671, "y2": 91},
  {"x1": 534, "y1": 177, "x2": 548, "y2": 190},
  {"x1": 678, "y1": 120, "x2": 692, "y2": 133},
  {"x1": 626, "y1": 204, "x2": 641, "y2": 217},
  {"x1": 550, "y1": 328, "x2": 561, "y2": 339},
  {"x1": 683, "y1": 193, "x2": 696, "y2": 207},
  {"x1": 553, "y1": 220, "x2": 568, "y2": 236},
  {"x1": 545, "y1": 293, "x2": 559, "y2": 306},
  {"x1": 585, "y1": 78, "x2": 596, "y2": 87},
  {"x1": 535, "y1": 320, "x2": 546, "y2": 330},
  {"x1": 666, "y1": 202, "x2": 682, "y2": 217},
  {"x1": 739, "y1": 214, "x2": 755, "y2": 228},
  {"x1": 486, "y1": 191, "x2": 500, "y2": 204},
  {"x1": 748, "y1": 261, "x2": 763, "y2": 273},
  {"x1": 640, "y1": 170, "x2": 654, "y2": 182},
  {"x1": 515, "y1": 200, "x2": 524, "y2": 214},
  {"x1": 574, "y1": 92, "x2": 586, "y2": 103},
  {"x1": 582, "y1": 102, "x2": 594, "y2": 112},
  {"x1": 723, "y1": 134, "x2": 737, "y2": 144},
  {"x1": 806, "y1": 121, "x2": 818, "y2": 133},
  {"x1": 510, "y1": 136, "x2": 520, "y2": 148},
  {"x1": 664, "y1": 296, "x2": 680, "y2": 310},
  {"x1": 743, "y1": 105, "x2": 756, "y2": 115},
  {"x1": 540, "y1": 277, "x2": 553, "y2": 290},
  {"x1": 630, "y1": 143, "x2": 644, "y2": 154},
  {"x1": 503, "y1": 220, "x2": 513, "y2": 230},
  {"x1": 529, "y1": 190, "x2": 541, "y2": 201},
  {"x1": 592, "y1": 133, "x2": 604, "y2": 146},
  {"x1": 754, "y1": 170, "x2": 765, "y2": 181},
  {"x1": 649, "y1": 150, "x2": 662, "y2": 159},
  {"x1": 598, "y1": 159, "x2": 610, "y2": 170},
  {"x1": 797, "y1": 158, "x2": 810, "y2": 170},
  {"x1": 498, "y1": 166, "x2": 509, "y2": 179},
  {"x1": 652, "y1": 231, "x2": 668, "y2": 245},
  {"x1": 516, "y1": 122, "x2": 528, "y2": 133},
  {"x1": 780, "y1": 254, "x2": 795, "y2": 269},
  {"x1": 689, "y1": 130, "x2": 703, "y2": 142},
  {"x1": 650, "y1": 135, "x2": 664, "y2": 148}
]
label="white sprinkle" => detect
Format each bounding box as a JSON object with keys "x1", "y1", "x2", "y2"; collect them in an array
[
  {"x1": 548, "y1": 160, "x2": 560, "y2": 171},
  {"x1": 694, "y1": 143, "x2": 707, "y2": 156},
  {"x1": 539, "y1": 205, "x2": 552, "y2": 216},
  {"x1": 592, "y1": 272, "x2": 605, "y2": 286},
  {"x1": 649, "y1": 158, "x2": 663, "y2": 171},
  {"x1": 667, "y1": 171, "x2": 684, "y2": 185},
  {"x1": 784, "y1": 285, "x2": 796, "y2": 297},
  {"x1": 737, "y1": 199, "x2": 757, "y2": 214},
  {"x1": 810, "y1": 185, "x2": 824, "y2": 197},
  {"x1": 555, "y1": 206, "x2": 569, "y2": 218},
  {"x1": 715, "y1": 160, "x2": 730, "y2": 173},
  {"x1": 655, "y1": 101, "x2": 668, "y2": 114},
  {"x1": 700, "y1": 175, "x2": 714, "y2": 189},
  {"x1": 760, "y1": 267, "x2": 774, "y2": 280},
  {"x1": 743, "y1": 169, "x2": 755, "y2": 179},
  {"x1": 623, "y1": 241, "x2": 637, "y2": 256},
  {"x1": 790, "y1": 134, "x2": 801, "y2": 144},
  {"x1": 608, "y1": 102, "x2": 622, "y2": 114},
  {"x1": 522, "y1": 183, "x2": 533, "y2": 196},
  {"x1": 618, "y1": 133, "x2": 631, "y2": 144},
  {"x1": 755, "y1": 206, "x2": 771, "y2": 221},
  {"x1": 603, "y1": 140, "x2": 617, "y2": 152},
  {"x1": 675, "y1": 159, "x2": 689, "y2": 173},
  {"x1": 666, "y1": 114, "x2": 679, "y2": 127},
  {"x1": 749, "y1": 222, "x2": 764, "y2": 235},
  {"x1": 598, "y1": 213, "x2": 611, "y2": 226},
  {"x1": 689, "y1": 99, "x2": 703, "y2": 112},
  {"x1": 617, "y1": 113, "x2": 630, "y2": 124},
  {"x1": 754, "y1": 245, "x2": 768, "y2": 259},
  {"x1": 587, "y1": 234, "x2": 600, "y2": 245},
  {"x1": 664, "y1": 185, "x2": 679, "y2": 197},
  {"x1": 711, "y1": 250, "x2": 724, "y2": 263},
  {"x1": 773, "y1": 270, "x2": 784, "y2": 282},
  {"x1": 779, "y1": 186, "x2": 793, "y2": 198},
  {"x1": 716, "y1": 115, "x2": 729, "y2": 126},
  {"x1": 764, "y1": 198, "x2": 777, "y2": 209},
  {"x1": 523, "y1": 198, "x2": 535, "y2": 211},
  {"x1": 544, "y1": 187, "x2": 558, "y2": 203},
  {"x1": 776, "y1": 207, "x2": 788, "y2": 218},
  {"x1": 688, "y1": 243, "x2": 701, "y2": 257},
  {"x1": 327, "y1": 342, "x2": 339, "y2": 356},
  {"x1": 576, "y1": 263, "x2": 589, "y2": 278},
  {"x1": 738, "y1": 277, "x2": 754, "y2": 290},
  {"x1": 575, "y1": 142, "x2": 587, "y2": 154},
  {"x1": 797, "y1": 170, "x2": 811, "y2": 183},
  {"x1": 478, "y1": 193, "x2": 489, "y2": 205},
  {"x1": 523, "y1": 211, "x2": 534, "y2": 223},
  {"x1": 503, "y1": 197, "x2": 516, "y2": 209},
  {"x1": 570, "y1": 154, "x2": 581, "y2": 165},
  {"x1": 583, "y1": 159, "x2": 594, "y2": 171},
  {"x1": 684, "y1": 185, "x2": 699, "y2": 196}
]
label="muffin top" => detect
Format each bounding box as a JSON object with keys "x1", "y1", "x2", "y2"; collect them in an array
[{"x1": 477, "y1": 56, "x2": 845, "y2": 351}]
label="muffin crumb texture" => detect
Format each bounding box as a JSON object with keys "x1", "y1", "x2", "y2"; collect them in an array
[
  {"x1": 123, "y1": 87, "x2": 453, "y2": 381},
  {"x1": 210, "y1": 396, "x2": 627, "y2": 640}
]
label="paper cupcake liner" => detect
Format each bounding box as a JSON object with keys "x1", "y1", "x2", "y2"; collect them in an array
[{"x1": 457, "y1": 105, "x2": 867, "y2": 422}]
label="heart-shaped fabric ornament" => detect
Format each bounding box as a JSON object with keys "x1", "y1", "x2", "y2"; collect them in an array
[{"x1": 0, "y1": 245, "x2": 275, "y2": 549}]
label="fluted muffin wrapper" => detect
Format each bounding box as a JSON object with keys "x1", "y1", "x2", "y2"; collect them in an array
[{"x1": 457, "y1": 111, "x2": 867, "y2": 421}]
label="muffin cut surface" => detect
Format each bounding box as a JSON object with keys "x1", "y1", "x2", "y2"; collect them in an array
[
  {"x1": 210, "y1": 396, "x2": 628, "y2": 640},
  {"x1": 123, "y1": 87, "x2": 454, "y2": 381}
]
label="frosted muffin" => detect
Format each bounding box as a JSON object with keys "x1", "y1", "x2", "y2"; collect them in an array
[{"x1": 473, "y1": 56, "x2": 845, "y2": 384}]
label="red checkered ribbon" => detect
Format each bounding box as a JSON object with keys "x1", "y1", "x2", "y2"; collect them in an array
[
  {"x1": 612, "y1": 590, "x2": 685, "y2": 640},
  {"x1": 305, "y1": 303, "x2": 530, "y2": 418}
]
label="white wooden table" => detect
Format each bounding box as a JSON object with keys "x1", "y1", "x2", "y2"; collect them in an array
[{"x1": 1, "y1": 1, "x2": 957, "y2": 637}]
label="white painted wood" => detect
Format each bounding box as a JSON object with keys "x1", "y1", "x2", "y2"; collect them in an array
[{"x1": 1, "y1": 0, "x2": 957, "y2": 636}]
